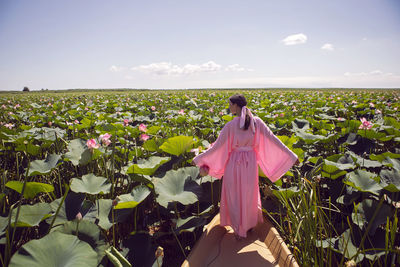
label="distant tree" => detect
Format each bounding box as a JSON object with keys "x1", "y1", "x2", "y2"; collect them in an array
[{"x1": 23, "y1": 86, "x2": 30, "y2": 92}]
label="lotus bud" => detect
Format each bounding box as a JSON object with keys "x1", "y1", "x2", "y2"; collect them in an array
[{"x1": 76, "y1": 212, "x2": 83, "y2": 220}]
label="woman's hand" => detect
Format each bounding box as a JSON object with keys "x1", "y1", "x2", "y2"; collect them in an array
[{"x1": 199, "y1": 165, "x2": 209, "y2": 176}]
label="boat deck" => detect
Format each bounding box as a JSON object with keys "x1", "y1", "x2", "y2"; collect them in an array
[{"x1": 181, "y1": 213, "x2": 299, "y2": 267}]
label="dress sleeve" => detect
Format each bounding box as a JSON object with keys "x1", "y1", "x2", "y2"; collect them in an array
[
  {"x1": 254, "y1": 117, "x2": 298, "y2": 182},
  {"x1": 193, "y1": 122, "x2": 232, "y2": 179}
]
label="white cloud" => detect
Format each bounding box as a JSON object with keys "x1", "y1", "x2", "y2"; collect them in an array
[
  {"x1": 225, "y1": 64, "x2": 253, "y2": 72},
  {"x1": 281, "y1": 33, "x2": 307, "y2": 45},
  {"x1": 344, "y1": 70, "x2": 393, "y2": 77},
  {"x1": 321, "y1": 43, "x2": 334, "y2": 51},
  {"x1": 109, "y1": 65, "x2": 124, "y2": 72},
  {"x1": 131, "y1": 61, "x2": 222, "y2": 76}
]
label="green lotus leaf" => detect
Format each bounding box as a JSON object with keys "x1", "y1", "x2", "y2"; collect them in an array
[
  {"x1": 351, "y1": 199, "x2": 393, "y2": 235},
  {"x1": 347, "y1": 151, "x2": 382, "y2": 168},
  {"x1": 379, "y1": 169, "x2": 400, "y2": 192},
  {"x1": 159, "y1": 136, "x2": 195, "y2": 156},
  {"x1": 53, "y1": 220, "x2": 108, "y2": 264},
  {"x1": 65, "y1": 138, "x2": 92, "y2": 166},
  {"x1": 127, "y1": 156, "x2": 170, "y2": 176},
  {"x1": 295, "y1": 130, "x2": 327, "y2": 144},
  {"x1": 337, "y1": 229, "x2": 365, "y2": 263},
  {"x1": 175, "y1": 215, "x2": 208, "y2": 233},
  {"x1": 291, "y1": 118, "x2": 310, "y2": 130},
  {"x1": 9, "y1": 231, "x2": 97, "y2": 267},
  {"x1": 15, "y1": 141, "x2": 41, "y2": 156},
  {"x1": 70, "y1": 173, "x2": 111, "y2": 195},
  {"x1": 46, "y1": 193, "x2": 85, "y2": 226},
  {"x1": 114, "y1": 185, "x2": 151, "y2": 209},
  {"x1": 153, "y1": 166, "x2": 202, "y2": 208},
  {"x1": 146, "y1": 125, "x2": 161, "y2": 135},
  {"x1": 272, "y1": 187, "x2": 300, "y2": 202},
  {"x1": 27, "y1": 153, "x2": 62, "y2": 176},
  {"x1": 6, "y1": 181, "x2": 54, "y2": 199},
  {"x1": 83, "y1": 199, "x2": 114, "y2": 230},
  {"x1": 143, "y1": 139, "x2": 158, "y2": 152},
  {"x1": 11, "y1": 202, "x2": 52, "y2": 227},
  {"x1": 32, "y1": 127, "x2": 66, "y2": 141},
  {"x1": 222, "y1": 115, "x2": 233, "y2": 122},
  {"x1": 344, "y1": 170, "x2": 381, "y2": 195}
]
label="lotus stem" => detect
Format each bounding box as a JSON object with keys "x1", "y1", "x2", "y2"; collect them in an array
[
  {"x1": 47, "y1": 184, "x2": 70, "y2": 233},
  {"x1": 9, "y1": 161, "x2": 30, "y2": 259},
  {"x1": 171, "y1": 226, "x2": 186, "y2": 259}
]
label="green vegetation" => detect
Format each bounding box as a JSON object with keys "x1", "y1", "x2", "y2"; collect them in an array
[{"x1": 0, "y1": 89, "x2": 399, "y2": 266}]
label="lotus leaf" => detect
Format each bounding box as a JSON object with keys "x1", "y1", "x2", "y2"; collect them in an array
[
  {"x1": 379, "y1": 169, "x2": 400, "y2": 192},
  {"x1": 70, "y1": 173, "x2": 111, "y2": 195},
  {"x1": 351, "y1": 199, "x2": 393, "y2": 235},
  {"x1": 53, "y1": 220, "x2": 108, "y2": 263},
  {"x1": 65, "y1": 138, "x2": 92, "y2": 166},
  {"x1": 175, "y1": 215, "x2": 209, "y2": 233},
  {"x1": 159, "y1": 136, "x2": 195, "y2": 156},
  {"x1": 337, "y1": 229, "x2": 365, "y2": 263},
  {"x1": 272, "y1": 187, "x2": 300, "y2": 202},
  {"x1": 143, "y1": 139, "x2": 158, "y2": 152},
  {"x1": 291, "y1": 118, "x2": 310, "y2": 130},
  {"x1": 127, "y1": 156, "x2": 170, "y2": 176},
  {"x1": 28, "y1": 153, "x2": 62, "y2": 176},
  {"x1": 295, "y1": 130, "x2": 327, "y2": 144},
  {"x1": 9, "y1": 231, "x2": 97, "y2": 267},
  {"x1": 11, "y1": 202, "x2": 52, "y2": 227},
  {"x1": 114, "y1": 185, "x2": 151, "y2": 209},
  {"x1": 153, "y1": 167, "x2": 202, "y2": 208},
  {"x1": 344, "y1": 170, "x2": 381, "y2": 195},
  {"x1": 6, "y1": 181, "x2": 54, "y2": 199}
]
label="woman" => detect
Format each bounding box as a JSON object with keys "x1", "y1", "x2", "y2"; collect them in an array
[{"x1": 193, "y1": 94, "x2": 299, "y2": 239}]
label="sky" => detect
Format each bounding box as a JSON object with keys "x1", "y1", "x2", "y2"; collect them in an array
[{"x1": 0, "y1": 0, "x2": 399, "y2": 91}]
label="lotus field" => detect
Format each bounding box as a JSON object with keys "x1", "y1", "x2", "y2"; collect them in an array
[{"x1": 0, "y1": 89, "x2": 399, "y2": 266}]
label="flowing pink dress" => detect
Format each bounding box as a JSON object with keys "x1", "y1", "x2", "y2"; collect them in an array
[{"x1": 193, "y1": 116, "x2": 298, "y2": 237}]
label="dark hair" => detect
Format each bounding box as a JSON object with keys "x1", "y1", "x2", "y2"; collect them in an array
[{"x1": 229, "y1": 94, "x2": 250, "y2": 130}]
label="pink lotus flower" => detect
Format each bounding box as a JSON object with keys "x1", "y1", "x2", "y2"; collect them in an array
[
  {"x1": 99, "y1": 133, "x2": 112, "y2": 146},
  {"x1": 140, "y1": 134, "x2": 150, "y2": 141},
  {"x1": 8, "y1": 112, "x2": 13, "y2": 115},
  {"x1": 352, "y1": 100, "x2": 357, "y2": 105},
  {"x1": 369, "y1": 102, "x2": 375, "y2": 108},
  {"x1": 178, "y1": 109, "x2": 185, "y2": 115},
  {"x1": 74, "y1": 120, "x2": 80, "y2": 124},
  {"x1": 139, "y1": 123, "x2": 147, "y2": 132},
  {"x1": 53, "y1": 111, "x2": 57, "y2": 115},
  {"x1": 280, "y1": 113, "x2": 285, "y2": 117},
  {"x1": 87, "y1": 139, "x2": 100, "y2": 150},
  {"x1": 1, "y1": 104, "x2": 6, "y2": 109},
  {"x1": 123, "y1": 119, "x2": 130, "y2": 126},
  {"x1": 48, "y1": 122, "x2": 52, "y2": 126},
  {"x1": 337, "y1": 117, "x2": 345, "y2": 122},
  {"x1": 359, "y1": 118, "x2": 373, "y2": 130},
  {"x1": 14, "y1": 104, "x2": 21, "y2": 109},
  {"x1": 376, "y1": 109, "x2": 382, "y2": 114},
  {"x1": 151, "y1": 106, "x2": 156, "y2": 111}
]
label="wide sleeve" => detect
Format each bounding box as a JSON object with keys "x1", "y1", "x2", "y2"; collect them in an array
[
  {"x1": 192, "y1": 122, "x2": 232, "y2": 179},
  {"x1": 254, "y1": 117, "x2": 298, "y2": 182}
]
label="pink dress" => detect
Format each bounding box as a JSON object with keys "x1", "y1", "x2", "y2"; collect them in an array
[{"x1": 193, "y1": 116, "x2": 298, "y2": 237}]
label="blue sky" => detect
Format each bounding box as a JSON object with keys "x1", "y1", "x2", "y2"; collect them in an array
[{"x1": 0, "y1": 0, "x2": 399, "y2": 90}]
